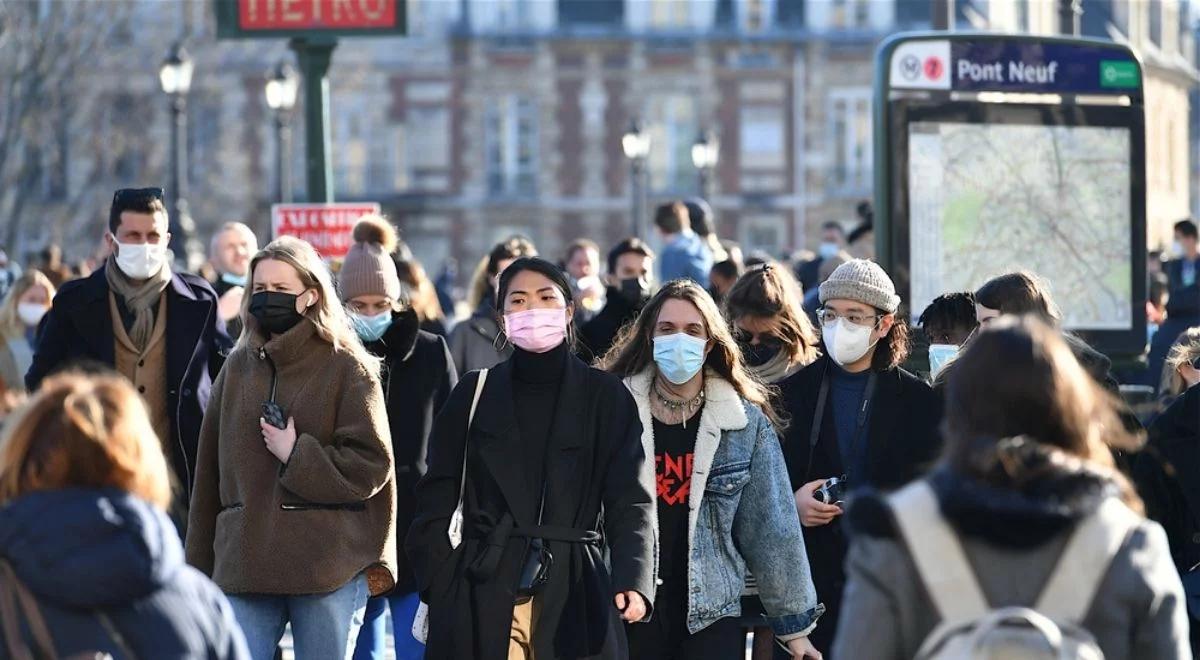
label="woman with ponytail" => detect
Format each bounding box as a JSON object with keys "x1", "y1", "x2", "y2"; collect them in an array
[{"x1": 407, "y1": 257, "x2": 655, "y2": 660}]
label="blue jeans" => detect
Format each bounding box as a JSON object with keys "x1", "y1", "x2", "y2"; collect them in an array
[
  {"x1": 352, "y1": 591, "x2": 425, "y2": 660},
  {"x1": 228, "y1": 574, "x2": 369, "y2": 660}
]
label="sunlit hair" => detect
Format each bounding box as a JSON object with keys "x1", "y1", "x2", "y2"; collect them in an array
[
  {"x1": 1161, "y1": 327, "x2": 1200, "y2": 397},
  {"x1": 724, "y1": 263, "x2": 820, "y2": 370},
  {"x1": 0, "y1": 372, "x2": 171, "y2": 509},
  {"x1": 601, "y1": 279, "x2": 785, "y2": 430},
  {"x1": 467, "y1": 237, "x2": 539, "y2": 310},
  {"x1": 239, "y1": 237, "x2": 380, "y2": 373},
  {"x1": 974, "y1": 271, "x2": 1062, "y2": 325},
  {"x1": 943, "y1": 316, "x2": 1141, "y2": 511},
  {"x1": 396, "y1": 259, "x2": 444, "y2": 323},
  {"x1": 0, "y1": 270, "x2": 55, "y2": 340}
]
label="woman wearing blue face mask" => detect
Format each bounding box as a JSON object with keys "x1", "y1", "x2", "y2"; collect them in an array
[
  {"x1": 338, "y1": 216, "x2": 458, "y2": 660},
  {"x1": 602, "y1": 280, "x2": 824, "y2": 660}
]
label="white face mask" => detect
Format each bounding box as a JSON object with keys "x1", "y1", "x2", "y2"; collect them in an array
[
  {"x1": 17, "y1": 302, "x2": 46, "y2": 327},
  {"x1": 822, "y1": 317, "x2": 879, "y2": 367},
  {"x1": 1173, "y1": 240, "x2": 1187, "y2": 258},
  {"x1": 114, "y1": 240, "x2": 167, "y2": 280}
]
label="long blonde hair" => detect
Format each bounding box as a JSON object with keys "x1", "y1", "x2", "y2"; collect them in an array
[
  {"x1": 1161, "y1": 327, "x2": 1200, "y2": 397},
  {"x1": 0, "y1": 271, "x2": 56, "y2": 340},
  {"x1": 601, "y1": 279, "x2": 786, "y2": 431},
  {"x1": 0, "y1": 371, "x2": 171, "y2": 509},
  {"x1": 238, "y1": 237, "x2": 380, "y2": 373}
]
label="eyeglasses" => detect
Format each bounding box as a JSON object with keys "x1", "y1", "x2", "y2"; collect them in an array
[
  {"x1": 816, "y1": 308, "x2": 881, "y2": 328},
  {"x1": 112, "y1": 187, "x2": 164, "y2": 204}
]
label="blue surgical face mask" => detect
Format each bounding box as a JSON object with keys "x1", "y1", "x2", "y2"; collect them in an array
[
  {"x1": 220, "y1": 271, "x2": 247, "y2": 287},
  {"x1": 818, "y1": 241, "x2": 840, "y2": 259},
  {"x1": 927, "y1": 343, "x2": 959, "y2": 379},
  {"x1": 653, "y1": 333, "x2": 708, "y2": 385},
  {"x1": 350, "y1": 310, "x2": 393, "y2": 342}
]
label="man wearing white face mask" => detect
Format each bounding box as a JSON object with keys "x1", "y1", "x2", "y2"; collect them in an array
[
  {"x1": 26, "y1": 187, "x2": 232, "y2": 529},
  {"x1": 776, "y1": 259, "x2": 943, "y2": 658}
]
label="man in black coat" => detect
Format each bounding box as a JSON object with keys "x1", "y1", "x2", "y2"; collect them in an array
[
  {"x1": 26, "y1": 188, "x2": 231, "y2": 517},
  {"x1": 778, "y1": 259, "x2": 943, "y2": 658},
  {"x1": 578, "y1": 238, "x2": 655, "y2": 363}
]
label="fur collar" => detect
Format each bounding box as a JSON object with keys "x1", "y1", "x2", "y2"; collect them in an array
[
  {"x1": 625, "y1": 367, "x2": 750, "y2": 577},
  {"x1": 625, "y1": 367, "x2": 748, "y2": 432}
]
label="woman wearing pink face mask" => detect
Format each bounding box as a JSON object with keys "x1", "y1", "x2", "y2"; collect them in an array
[{"x1": 407, "y1": 257, "x2": 656, "y2": 660}]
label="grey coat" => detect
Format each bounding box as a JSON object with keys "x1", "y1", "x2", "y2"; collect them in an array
[
  {"x1": 833, "y1": 469, "x2": 1191, "y2": 660},
  {"x1": 446, "y1": 302, "x2": 511, "y2": 376}
]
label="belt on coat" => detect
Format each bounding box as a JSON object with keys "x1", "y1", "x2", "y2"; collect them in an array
[{"x1": 466, "y1": 511, "x2": 600, "y2": 582}]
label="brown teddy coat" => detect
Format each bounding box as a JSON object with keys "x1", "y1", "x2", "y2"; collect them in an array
[{"x1": 185, "y1": 319, "x2": 397, "y2": 596}]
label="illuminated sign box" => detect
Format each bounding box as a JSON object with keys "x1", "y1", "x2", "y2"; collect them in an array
[{"x1": 215, "y1": 0, "x2": 405, "y2": 39}]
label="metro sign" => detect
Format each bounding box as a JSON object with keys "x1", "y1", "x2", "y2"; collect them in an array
[
  {"x1": 272, "y1": 203, "x2": 382, "y2": 259},
  {"x1": 215, "y1": 0, "x2": 405, "y2": 39}
]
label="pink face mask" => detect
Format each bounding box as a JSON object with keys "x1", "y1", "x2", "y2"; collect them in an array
[{"x1": 504, "y1": 308, "x2": 568, "y2": 353}]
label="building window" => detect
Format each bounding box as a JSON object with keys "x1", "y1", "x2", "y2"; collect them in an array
[
  {"x1": 645, "y1": 93, "x2": 698, "y2": 193},
  {"x1": 830, "y1": 0, "x2": 871, "y2": 28},
  {"x1": 405, "y1": 106, "x2": 451, "y2": 192},
  {"x1": 740, "y1": 105, "x2": 786, "y2": 170},
  {"x1": 739, "y1": 215, "x2": 787, "y2": 255},
  {"x1": 486, "y1": 95, "x2": 538, "y2": 196},
  {"x1": 649, "y1": 0, "x2": 692, "y2": 28},
  {"x1": 828, "y1": 88, "x2": 872, "y2": 192}
]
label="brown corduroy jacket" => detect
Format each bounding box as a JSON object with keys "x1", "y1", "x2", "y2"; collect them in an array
[{"x1": 185, "y1": 319, "x2": 397, "y2": 596}]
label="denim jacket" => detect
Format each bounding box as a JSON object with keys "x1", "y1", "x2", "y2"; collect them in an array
[{"x1": 625, "y1": 369, "x2": 824, "y2": 639}]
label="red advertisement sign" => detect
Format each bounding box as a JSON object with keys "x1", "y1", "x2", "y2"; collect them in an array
[
  {"x1": 237, "y1": 0, "x2": 399, "y2": 31},
  {"x1": 272, "y1": 203, "x2": 381, "y2": 260}
]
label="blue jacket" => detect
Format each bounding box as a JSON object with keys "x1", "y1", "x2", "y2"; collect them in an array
[
  {"x1": 659, "y1": 232, "x2": 714, "y2": 285},
  {"x1": 624, "y1": 369, "x2": 824, "y2": 639},
  {"x1": 0, "y1": 488, "x2": 248, "y2": 658},
  {"x1": 25, "y1": 267, "x2": 232, "y2": 504}
]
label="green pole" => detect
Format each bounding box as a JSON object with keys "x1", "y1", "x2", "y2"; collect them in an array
[{"x1": 290, "y1": 36, "x2": 337, "y2": 203}]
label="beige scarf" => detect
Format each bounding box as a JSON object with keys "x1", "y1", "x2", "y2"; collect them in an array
[
  {"x1": 104, "y1": 254, "x2": 171, "y2": 351},
  {"x1": 747, "y1": 351, "x2": 804, "y2": 385}
]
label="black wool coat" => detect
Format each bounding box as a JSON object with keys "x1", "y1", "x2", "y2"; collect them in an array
[
  {"x1": 1135, "y1": 385, "x2": 1200, "y2": 573},
  {"x1": 406, "y1": 354, "x2": 656, "y2": 660},
  {"x1": 25, "y1": 266, "x2": 231, "y2": 504},
  {"x1": 577, "y1": 287, "x2": 641, "y2": 364},
  {"x1": 777, "y1": 356, "x2": 943, "y2": 657},
  {"x1": 365, "y1": 310, "x2": 458, "y2": 594}
]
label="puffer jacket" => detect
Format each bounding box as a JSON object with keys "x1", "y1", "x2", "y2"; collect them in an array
[
  {"x1": 0, "y1": 488, "x2": 248, "y2": 658},
  {"x1": 834, "y1": 443, "x2": 1190, "y2": 660},
  {"x1": 624, "y1": 369, "x2": 823, "y2": 639}
]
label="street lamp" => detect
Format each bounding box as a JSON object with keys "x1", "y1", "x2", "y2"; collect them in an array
[
  {"x1": 691, "y1": 128, "x2": 719, "y2": 201},
  {"x1": 265, "y1": 60, "x2": 300, "y2": 205},
  {"x1": 159, "y1": 40, "x2": 197, "y2": 267},
  {"x1": 622, "y1": 119, "x2": 651, "y2": 238}
]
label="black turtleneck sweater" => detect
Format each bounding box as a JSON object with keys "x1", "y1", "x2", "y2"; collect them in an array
[{"x1": 511, "y1": 342, "x2": 568, "y2": 519}]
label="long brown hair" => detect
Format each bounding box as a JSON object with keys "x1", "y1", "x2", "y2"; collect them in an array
[
  {"x1": 396, "y1": 259, "x2": 445, "y2": 323},
  {"x1": 0, "y1": 372, "x2": 171, "y2": 509},
  {"x1": 600, "y1": 280, "x2": 785, "y2": 430},
  {"x1": 724, "y1": 263, "x2": 819, "y2": 369},
  {"x1": 942, "y1": 316, "x2": 1141, "y2": 510}
]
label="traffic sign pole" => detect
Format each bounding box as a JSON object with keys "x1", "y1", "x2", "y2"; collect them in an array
[{"x1": 291, "y1": 37, "x2": 337, "y2": 204}]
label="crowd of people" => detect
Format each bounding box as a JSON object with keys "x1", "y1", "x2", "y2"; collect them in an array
[{"x1": 0, "y1": 186, "x2": 1198, "y2": 660}]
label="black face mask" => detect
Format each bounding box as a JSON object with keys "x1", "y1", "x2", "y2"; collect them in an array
[
  {"x1": 249, "y1": 291, "x2": 305, "y2": 335},
  {"x1": 616, "y1": 277, "x2": 651, "y2": 308},
  {"x1": 740, "y1": 340, "x2": 783, "y2": 367}
]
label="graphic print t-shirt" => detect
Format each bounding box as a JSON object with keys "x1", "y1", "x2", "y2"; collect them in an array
[{"x1": 653, "y1": 407, "x2": 703, "y2": 583}]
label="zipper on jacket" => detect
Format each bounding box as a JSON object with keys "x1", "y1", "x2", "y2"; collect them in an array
[{"x1": 280, "y1": 502, "x2": 367, "y2": 512}]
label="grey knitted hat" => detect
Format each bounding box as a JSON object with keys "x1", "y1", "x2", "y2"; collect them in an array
[{"x1": 818, "y1": 259, "x2": 900, "y2": 313}]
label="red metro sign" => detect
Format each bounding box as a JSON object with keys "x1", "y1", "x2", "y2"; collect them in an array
[{"x1": 215, "y1": 0, "x2": 404, "y2": 38}]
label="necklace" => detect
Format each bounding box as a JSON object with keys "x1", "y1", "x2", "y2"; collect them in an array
[{"x1": 653, "y1": 380, "x2": 705, "y2": 427}]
